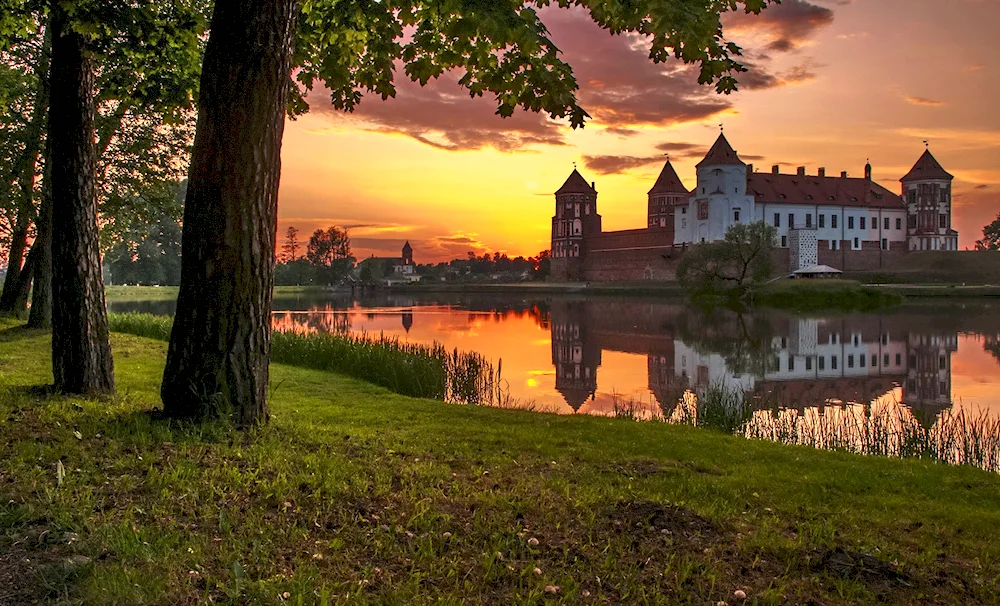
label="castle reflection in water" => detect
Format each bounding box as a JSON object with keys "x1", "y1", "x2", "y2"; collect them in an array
[
  {"x1": 548, "y1": 299, "x2": 961, "y2": 422},
  {"x1": 184, "y1": 292, "x2": 999, "y2": 422}
]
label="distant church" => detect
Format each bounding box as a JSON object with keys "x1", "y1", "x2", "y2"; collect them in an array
[{"x1": 550, "y1": 133, "x2": 957, "y2": 282}]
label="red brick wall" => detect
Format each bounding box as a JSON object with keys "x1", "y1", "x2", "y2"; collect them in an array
[
  {"x1": 586, "y1": 229, "x2": 675, "y2": 252},
  {"x1": 583, "y1": 248, "x2": 681, "y2": 281}
]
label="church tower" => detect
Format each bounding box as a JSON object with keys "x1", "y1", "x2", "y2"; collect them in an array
[
  {"x1": 550, "y1": 168, "x2": 601, "y2": 281},
  {"x1": 901, "y1": 148, "x2": 957, "y2": 251},
  {"x1": 401, "y1": 241, "x2": 413, "y2": 266},
  {"x1": 647, "y1": 159, "x2": 689, "y2": 238}
]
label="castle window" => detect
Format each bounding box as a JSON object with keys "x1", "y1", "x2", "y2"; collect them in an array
[
  {"x1": 896, "y1": 218, "x2": 902, "y2": 230},
  {"x1": 831, "y1": 215, "x2": 838, "y2": 229},
  {"x1": 859, "y1": 355, "x2": 865, "y2": 368},
  {"x1": 781, "y1": 235, "x2": 788, "y2": 247},
  {"x1": 882, "y1": 238, "x2": 888, "y2": 250},
  {"x1": 853, "y1": 237, "x2": 860, "y2": 250},
  {"x1": 788, "y1": 213, "x2": 794, "y2": 228},
  {"x1": 819, "y1": 214, "x2": 825, "y2": 228},
  {"x1": 681, "y1": 207, "x2": 687, "y2": 214},
  {"x1": 734, "y1": 209, "x2": 741, "y2": 222},
  {"x1": 575, "y1": 204, "x2": 580, "y2": 218},
  {"x1": 774, "y1": 213, "x2": 780, "y2": 228},
  {"x1": 860, "y1": 217, "x2": 866, "y2": 230},
  {"x1": 884, "y1": 217, "x2": 890, "y2": 230},
  {"x1": 788, "y1": 357, "x2": 795, "y2": 372},
  {"x1": 698, "y1": 201, "x2": 709, "y2": 220},
  {"x1": 819, "y1": 356, "x2": 825, "y2": 371},
  {"x1": 884, "y1": 354, "x2": 890, "y2": 366},
  {"x1": 831, "y1": 356, "x2": 838, "y2": 370},
  {"x1": 585, "y1": 204, "x2": 590, "y2": 215},
  {"x1": 805, "y1": 214, "x2": 812, "y2": 228},
  {"x1": 805, "y1": 357, "x2": 812, "y2": 371},
  {"x1": 830, "y1": 239, "x2": 838, "y2": 251},
  {"x1": 848, "y1": 216, "x2": 855, "y2": 229},
  {"x1": 848, "y1": 355, "x2": 855, "y2": 369},
  {"x1": 939, "y1": 214, "x2": 947, "y2": 228},
  {"x1": 896, "y1": 353, "x2": 902, "y2": 366},
  {"x1": 908, "y1": 190, "x2": 917, "y2": 204}
]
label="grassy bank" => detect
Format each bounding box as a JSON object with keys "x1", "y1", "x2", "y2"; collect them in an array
[
  {"x1": 755, "y1": 280, "x2": 903, "y2": 312},
  {"x1": 105, "y1": 286, "x2": 331, "y2": 303},
  {"x1": 108, "y1": 313, "x2": 507, "y2": 406},
  {"x1": 2, "y1": 320, "x2": 1000, "y2": 604}
]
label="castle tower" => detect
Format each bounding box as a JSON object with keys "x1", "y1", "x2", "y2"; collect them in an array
[
  {"x1": 550, "y1": 168, "x2": 601, "y2": 281},
  {"x1": 679, "y1": 133, "x2": 755, "y2": 244},
  {"x1": 901, "y1": 149, "x2": 957, "y2": 251},
  {"x1": 647, "y1": 159, "x2": 689, "y2": 238}
]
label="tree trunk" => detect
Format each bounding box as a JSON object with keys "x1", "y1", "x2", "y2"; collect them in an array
[
  {"x1": 161, "y1": 0, "x2": 297, "y2": 425},
  {"x1": 0, "y1": 27, "x2": 51, "y2": 314},
  {"x1": 0, "y1": 227, "x2": 29, "y2": 311},
  {"x1": 48, "y1": 6, "x2": 115, "y2": 396},
  {"x1": 27, "y1": 135, "x2": 53, "y2": 329},
  {"x1": 10, "y1": 243, "x2": 38, "y2": 318}
]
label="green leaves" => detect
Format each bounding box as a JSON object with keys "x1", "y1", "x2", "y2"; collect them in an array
[{"x1": 293, "y1": 0, "x2": 776, "y2": 127}]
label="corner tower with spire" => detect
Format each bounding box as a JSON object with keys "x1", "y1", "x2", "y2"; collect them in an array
[
  {"x1": 901, "y1": 147, "x2": 957, "y2": 251},
  {"x1": 550, "y1": 168, "x2": 601, "y2": 281},
  {"x1": 648, "y1": 159, "x2": 689, "y2": 232}
]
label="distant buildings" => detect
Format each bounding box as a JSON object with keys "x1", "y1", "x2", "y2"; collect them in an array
[
  {"x1": 551, "y1": 133, "x2": 957, "y2": 281},
  {"x1": 357, "y1": 241, "x2": 420, "y2": 284}
]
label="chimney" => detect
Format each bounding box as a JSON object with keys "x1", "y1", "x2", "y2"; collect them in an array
[
  {"x1": 841, "y1": 171, "x2": 848, "y2": 178},
  {"x1": 746, "y1": 164, "x2": 753, "y2": 178},
  {"x1": 772, "y1": 165, "x2": 779, "y2": 174},
  {"x1": 797, "y1": 166, "x2": 806, "y2": 176},
  {"x1": 591, "y1": 181, "x2": 596, "y2": 190},
  {"x1": 818, "y1": 167, "x2": 826, "y2": 178}
]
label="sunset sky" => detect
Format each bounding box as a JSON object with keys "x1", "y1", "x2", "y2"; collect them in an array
[{"x1": 277, "y1": 0, "x2": 1000, "y2": 263}]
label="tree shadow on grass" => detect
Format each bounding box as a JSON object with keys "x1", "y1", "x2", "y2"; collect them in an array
[{"x1": 0, "y1": 323, "x2": 47, "y2": 344}]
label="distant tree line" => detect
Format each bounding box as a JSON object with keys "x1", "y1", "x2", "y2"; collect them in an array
[{"x1": 275, "y1": 225, "x2": 355, "y2": 285}]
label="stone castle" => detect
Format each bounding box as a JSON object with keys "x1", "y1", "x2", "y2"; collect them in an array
[{"x1": 550, "y1": 133, "x2": 957, "y2": 282}]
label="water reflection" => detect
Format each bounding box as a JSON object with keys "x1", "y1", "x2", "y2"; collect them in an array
[{"x1": 111, "y1": 293, "x2": 1000, "y2": 423}]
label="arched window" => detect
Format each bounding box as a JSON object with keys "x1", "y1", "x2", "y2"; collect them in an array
[{"x1": 573, "y1": 219, "x2": 582, "y2": 235}]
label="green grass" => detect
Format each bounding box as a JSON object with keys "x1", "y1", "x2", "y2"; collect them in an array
[
  {"x1": 850, "y1": 250, "x2": 1000, "y2": 286},
  {"x1": 107, "y1": 313, "x2": 507, "y2": 406},
  {"x1": 755, "y1": 280, "x2": 903, "y2": 312},
  {"x1": 104, "y1": 285, "x2": 330, "y2": 302},
  {"x1": 2, "y1": 318, "x2": 1000, "y2": 604}
]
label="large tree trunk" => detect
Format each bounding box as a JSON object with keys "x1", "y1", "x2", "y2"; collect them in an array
[
  {"x1": 0, "y1": 27, "x2": 51, "y2": 314},
  {"x1": 161, "y1": 0, "x2": 297, "y2": 425},
  {"x1": 48, "y1": 6, "x2": 114, "y2": 396},
  {"x1": 27, "y1": 136, "x2": 53, "y2": 329}
]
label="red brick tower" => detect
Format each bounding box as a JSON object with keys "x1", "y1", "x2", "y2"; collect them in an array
[
  {"x1": 901, "y1": 149, "x2": 957, "y2": 251},
  {"x1": 647, "y1": 159, "x2": 689, "y2": 238},
  {"x1": 550, "y1": 168, "x2": 601, "y2": 281}
]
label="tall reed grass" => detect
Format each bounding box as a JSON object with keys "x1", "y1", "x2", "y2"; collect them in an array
[
  {"x1": 108, "y1": 313, "x2": 522, "y2": 407},
  {"x1": 613, "y1": 384, "x2": 1000, "y2": 473}
]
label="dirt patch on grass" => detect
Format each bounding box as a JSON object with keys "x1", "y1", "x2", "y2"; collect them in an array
[{"x1": 605, "y1": 499, "x2": 718, "y2": 539}]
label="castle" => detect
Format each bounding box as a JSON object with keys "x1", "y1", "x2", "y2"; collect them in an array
[{"x1": 550, "y1": 133, "x2": 957, "y2": 282}]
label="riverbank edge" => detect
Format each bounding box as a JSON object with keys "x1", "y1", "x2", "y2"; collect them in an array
[{"x1": 1, "y1": 319, "x2": 999, "y2": 604}]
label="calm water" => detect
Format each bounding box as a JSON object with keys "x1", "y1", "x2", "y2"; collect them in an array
[{"x1": 112, "y1": 293, "x2": 1000, "y2": 423}]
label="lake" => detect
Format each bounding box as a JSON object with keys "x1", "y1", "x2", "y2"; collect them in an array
[{"x1": 111, "y1": 292, "x2": 1000, "y2": 422}]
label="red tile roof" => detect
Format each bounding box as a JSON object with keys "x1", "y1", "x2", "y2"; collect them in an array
[
  {"x1": 747, "y1": 173, "x2": 905, "y2": 209},
  {"x1": 555, "y1": 169, "x2": 596, "y2": 195},
  {"x1": 648, "y1": 160, "x2": 689, "y2": 195},
  {"x1": 901, "y1": 149, "x2": 953, "y2": 182},
  {"x1": 696, "y1": 133, "x2": 745, "y2": 168}
]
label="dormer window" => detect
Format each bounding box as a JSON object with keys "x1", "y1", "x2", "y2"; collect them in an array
[{"x1": 805, "y1": 195, "x2": 813, "y2": 200}]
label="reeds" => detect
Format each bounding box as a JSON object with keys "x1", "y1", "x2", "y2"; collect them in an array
[{"x1": 108, "y1": 313, "x2": 521, "y2": 407}]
